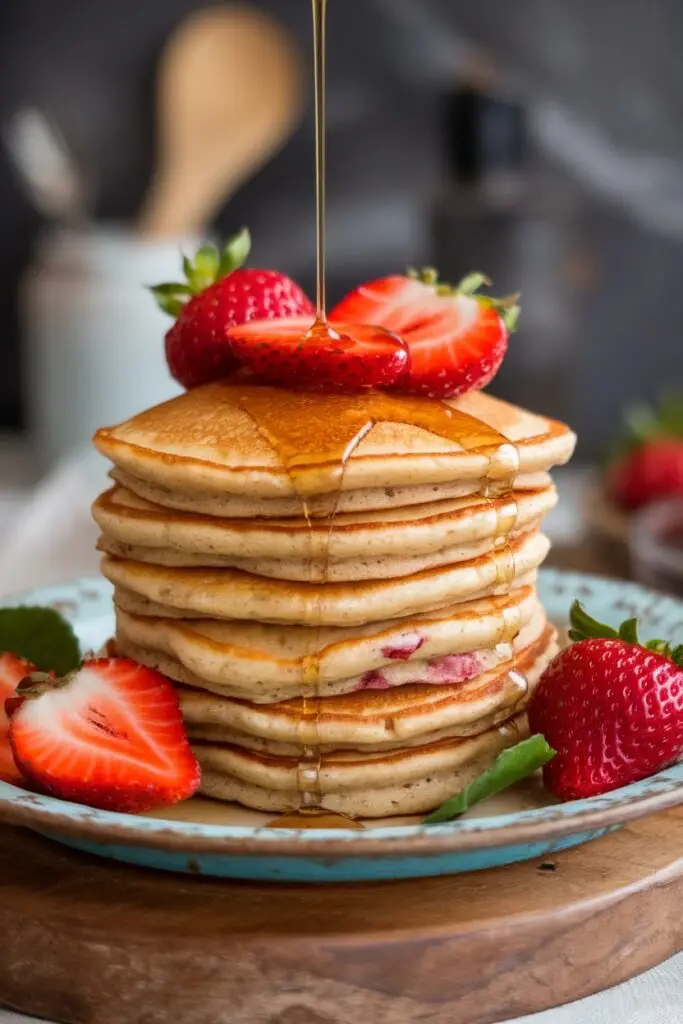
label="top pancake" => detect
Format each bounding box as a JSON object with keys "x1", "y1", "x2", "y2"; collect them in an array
[{"x1": 93, "y1": 383, "x2": 576, "y2": 502}]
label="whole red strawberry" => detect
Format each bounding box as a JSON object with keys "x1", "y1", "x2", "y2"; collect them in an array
[
  {"x1": 330, "y1": 269, "x2": 519, "y2": 399},
  {"x1": 608, "y1": 395, "x2": 683, "y2": 510},
  {"x1": 528, "y1": 601, "x2": 683, "y2": 800},
  {"x1": 152, "y1": 228, "x2": 314, "y2": 390},
  {"x1": 610, "y1": 438, "x2": 683, "y2": 510}
]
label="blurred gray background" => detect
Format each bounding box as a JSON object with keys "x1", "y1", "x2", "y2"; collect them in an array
[{"x1": 0, "y1": 0, "x2": 681, "y2": 457}]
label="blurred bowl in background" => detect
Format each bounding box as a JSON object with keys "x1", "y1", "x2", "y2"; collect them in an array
[
  {"x1": 630, "y1": 498, "x2": 683, "y2": 598},
  {"x1": 20, "y1": 225, "x2": 197, "y2": 472}
]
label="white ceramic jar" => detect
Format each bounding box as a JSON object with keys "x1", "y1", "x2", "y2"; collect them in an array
[{"x1": 20, "y1": 226, "x2": 200, "y2": 471}]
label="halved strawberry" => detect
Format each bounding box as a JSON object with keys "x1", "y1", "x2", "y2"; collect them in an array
[
  {"x1": 226, "y1": 315, "x2": 409, "y2": 391},
  {"x1": 0, "y1": 652, "x2": 35, "y2": 784},
  {"x1": 330, "y1": 270, "x2": 520, "y2": 399},
  {"x1": 8, "y1": 658, "x2": 200, "y2": 812}
]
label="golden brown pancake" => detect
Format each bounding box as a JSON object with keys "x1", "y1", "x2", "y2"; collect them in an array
[
  {"x1": 93, "y1": 484, "x2": 556, "y2": 562},
  {"x1": 113, "y1": 586, "x2": 538, "y2": 701},
  {"x1": 98, "y1": 522, "x2": 546, "y2": 581},
  {"x1": 195, "y1": 715, "x2": 534, "y2": 817},
  {"x1": 110, "y1": 465, "x2": 555, "y2": 518},
  {"x1": 101, "y1": 530, "x2": 549, "y2": 626},
  {"x1": 179, "y1": 619, "x2": 555, "y2": 752},
  {"x1": 91, "y1": 379, "x2": 574, "y2": 820},
  {"x1": 93, "y1": 383, "x2": 576, "y2": 502},
  {"x1": 189, "y1": 623, "x2": 557, "y2": 816}
]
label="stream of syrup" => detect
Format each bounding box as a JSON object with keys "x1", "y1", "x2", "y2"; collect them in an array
[{"x1": 223, "y1": 0, "x2": 523, "y2": 828}]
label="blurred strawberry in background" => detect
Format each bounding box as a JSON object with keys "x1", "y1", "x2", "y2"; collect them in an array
[{"x1": 608, "y1": 395, "x2": 683, "y2": 510}]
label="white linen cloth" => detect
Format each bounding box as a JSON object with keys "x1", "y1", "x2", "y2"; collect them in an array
[
  {"x1": 0, "y1": 447, "x2": 679, "y2": 1024},
  {"x1": 2, "y1": 963, "x2": 683, "y2": 1024}
]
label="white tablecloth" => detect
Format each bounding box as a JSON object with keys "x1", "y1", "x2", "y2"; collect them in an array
[
  {"x1": 2, "y1": 963, "x2": 683, "y2": 1024},
  {"x1": 0, "y1": 444, "x2": 680, "y2": 1024}
]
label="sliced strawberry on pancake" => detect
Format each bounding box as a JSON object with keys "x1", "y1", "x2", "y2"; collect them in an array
[{"x1": 330, "y1": 269, "x2": 519, "y2": 399}]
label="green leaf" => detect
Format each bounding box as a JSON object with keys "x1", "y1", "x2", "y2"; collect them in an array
[
  {"x1": 191, "y1": 244, "x2": 220, "y2": 290},
  {"x1": 607, "y1": 392, "x2": 683, "y2": 466},
  {"x1": 178, "y1": 243, "x2": 224, "y2": 294},
  {"x1": 501, "y1": 303, "x2": 521, "y2": 333},
  {"x1": 0, "y1": 607, "x2": 80, "y2": 675},
  {"x1": 656, "y1": 392, "x2": 683, "y2": 436},
  {"x1": 457, "y1": 271, "x2": 490, "y2": 295},
  {"x1": 670, "y1": 644, "x2": 683, "y2": 667},
  {"x1": 423, "y1": 735, "x2": 556, "y2": 825},
  {"x1": 218, "y1": 227, "x2": 252, "y2": 278},
  {"x1": 618, "y1": 618, "x2": 640, "y2": 644},
  {"x1": 496, "y1": 291, "x2": 522, "y2": 309},
  {"x1": 182, "y1": 253, "x2": 194, "y2": 283},
  {"x1": 161, "y1": 297, "x2": 185, "y2": 317},
  {"x1": 645, "y1": 638, "x2": 672, "y2": 656},
  {"x1": 624, "y1": 403, "x2": 660, "y2": 445},
  {"x1": 148, "y1": 282, "x2": 191, "y2": 318},
  {"x1": 568, "y1": 599, "x2": 683, "y2": 660},
  {"x1": 150, "y1": 282, "x2": 191, "y2": 297},
  {"x1": 568, "y1": 606, "x2": 682, "y2": 661},
  {"x1": 407, "y1": 266, "x2": 440, "y2": 287},
  {"x1": 568, "y1": 599, "x2": 619, "y2": 641}
]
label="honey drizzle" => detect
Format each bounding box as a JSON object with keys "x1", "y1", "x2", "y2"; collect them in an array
[
  {"x1": 312, "y1": 0, "x2": 327, "y2": 325},
  {"x1": 224, "y1": 386, "x2": 523, "y2": 822},
  {"x1": 230, "y1": 0, "x2": 524, "y2": 828},
  {"x1": 217, "y1": 386, "x2": 519, "y2": 496}
]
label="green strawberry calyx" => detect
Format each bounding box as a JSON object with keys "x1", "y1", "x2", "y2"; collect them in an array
[
  {"x1": 150, "y1": 228, "x2": 252, "y2": 318},
  {"x1": 569, "y1": 599, "x2": 683, "y2": 666},
  {"x1": 407, "y1": 267, "x2": 521, "y2": 333},
  {"x1": 610, "y1": 392, "x2": 683, "y2": 463},
  {"x1": 14, "y1": 670, "x2": 63, "y2": 700}
]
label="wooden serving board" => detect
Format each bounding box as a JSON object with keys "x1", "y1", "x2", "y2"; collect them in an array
[{"x1": 2, "y1": 813, "x2": 683, "y2": 1024}]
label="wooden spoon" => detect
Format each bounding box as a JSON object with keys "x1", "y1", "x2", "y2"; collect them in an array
[{"x1": 138, "y1": 4, "x2": 305, "y2": 238}]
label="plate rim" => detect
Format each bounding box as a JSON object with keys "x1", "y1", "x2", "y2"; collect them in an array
[
  {"x1": 1, "y1": 569, "x2": 683, "y2": 859},
  {"x1": 2, "y1": 766, "x2": 683, "y2": 858}
]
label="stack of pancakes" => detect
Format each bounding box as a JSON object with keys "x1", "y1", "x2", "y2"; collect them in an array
[{"x1": 93, "y1": 383, "x2": 576, "y2": 818}]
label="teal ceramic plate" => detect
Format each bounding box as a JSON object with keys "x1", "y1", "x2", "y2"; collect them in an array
[{"x1": 1, "y1": 569, "x2": 683, "y2": 883}]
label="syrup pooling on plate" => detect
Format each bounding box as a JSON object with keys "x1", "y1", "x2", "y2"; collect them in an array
[{"x1": 267, "y1": 808, "x2": 365, "y2": 831}]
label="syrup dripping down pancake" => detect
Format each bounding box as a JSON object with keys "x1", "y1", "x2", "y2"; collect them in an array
[
  {"x1": 94, "y1": 484, "x2": 556, "y2": 564},
  {"x1": 101, "y1": 530, "x2": 549, "y2": 627},
  {"x1": 191, "y1": 627, "x2": 557, "y2": 817},
  {"x1": 177, "y1": 615, "x2": 553, "y2": 752}
]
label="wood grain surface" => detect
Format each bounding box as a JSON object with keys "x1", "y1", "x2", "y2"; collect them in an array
[{"x1": 2, "y1": 813, "x2": 683, "y2": 1024}]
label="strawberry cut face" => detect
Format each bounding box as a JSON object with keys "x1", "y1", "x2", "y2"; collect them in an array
[
  {"x1": 0, "y1": 652, "x2": 35, "y2": 785},
  {"x1": 330, "y1": 272, "x2": 516, "y2": 399},
  {"x1": 9, "y1": 658, "x2": 200, "y2": 813}
]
